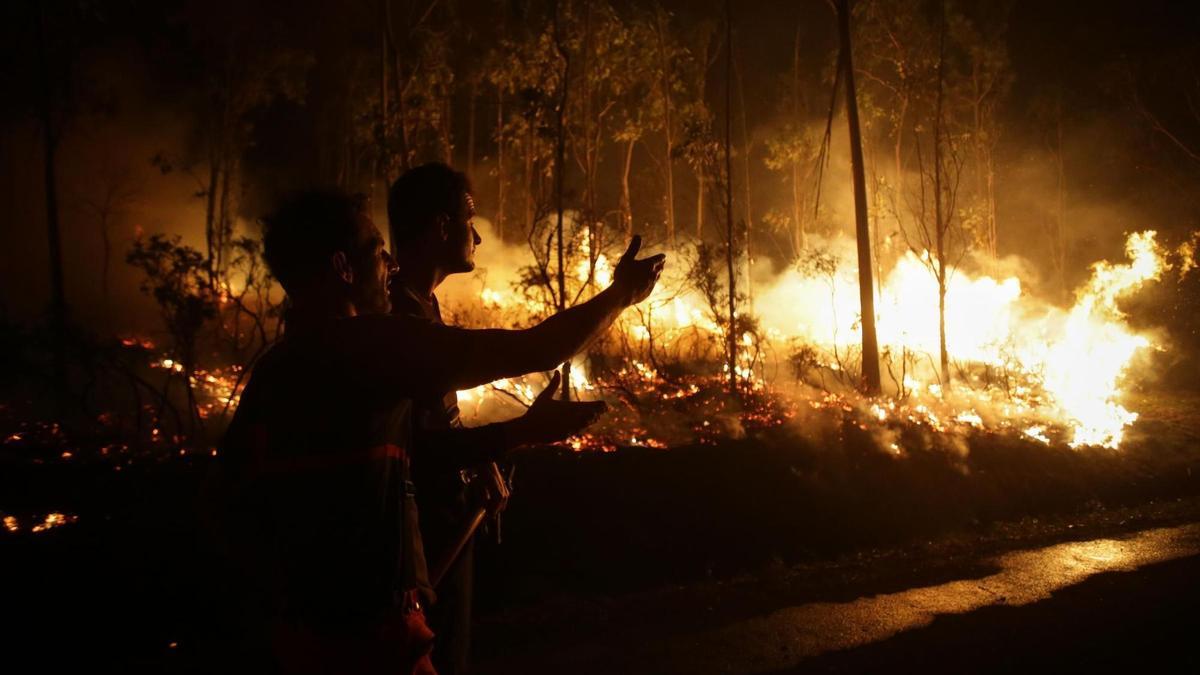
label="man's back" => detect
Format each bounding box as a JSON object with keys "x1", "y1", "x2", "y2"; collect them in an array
[{"x1": 218, "y1": 319, "x2": 430, "y2": 626}]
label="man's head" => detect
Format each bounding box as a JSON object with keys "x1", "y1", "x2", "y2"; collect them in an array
[
  {"x1": 387, "y1": 162, "x2": 480, "y2": 274},
  {"x1": 262, "y1": 189, "x2": 396, "y2": 315}
]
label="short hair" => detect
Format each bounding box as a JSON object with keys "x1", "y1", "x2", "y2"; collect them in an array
[
  {"x1": 262, "y1": 189, "x2": 367, "y2": 295},
  {"x1": 387, "y1": 162, "x2": 472, "y2": 247}
]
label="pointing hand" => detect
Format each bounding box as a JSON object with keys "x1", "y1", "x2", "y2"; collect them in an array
[{"x1": 611, "y1": 235, "x2": 666, "y2": 306}]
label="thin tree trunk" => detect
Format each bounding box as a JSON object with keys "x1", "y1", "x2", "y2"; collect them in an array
[
  {"x1": 99, "y1": 210, "x2": 111, "y2": 309},
  {"x1": 837, "y1": 0, "x2": 881, "y2": 394},
  {"x1": 384, "y1": 0, "x2": 410, "y2": 172},
  {"x1": 933, "y1": 1, "x2": 950, "y2": 386},
  {"x1": 524, "y1": 122, "x2": 534, "y2": 236},
  {"x1": 894, "y1": 96, "x2": 907, "y2": 188},
  {"x1": 735, "y1": 47, "x2": 753, "y2": 312},
  {"x1": 792, "y1": 24, "x2": 805, "y2": 252},
  {"x1": 467, "y1": 79, "x2": 477, "y2": 180},
  {"x1": 621, "y1": 137, "x2": 635, "y2": 237},
  {"x1": 972, "y1": 73, "x2": 998, "y2": 264},
  {"x1": 36, "y1": 1, "x2": 68, "y2": 400},
  {"x1": 655, "y1": 10, "x2": 676, "y2": 245},
  {"x1": 218, "y1": 152, "x2": 236, "y2": 277},
  {"x1": 872, "y1": 164, "x2": 884, "y2": 297},
  {"x1": 496, "y1": 85, "x2": 506, "y2": 239},
  {"x1": 205, "y1": 159, "x2": 219, "y2": 288},
  {"x1": 985, "y1": 144, "x2": 997, "y2": 259},
  {"x1": 1053, "y1": 89, "x2": 1067, "y2": 302},
  {"x1": 441, "y1": 92, "x2": 453, "y2": 163},
  {"x1": 582, "y1": 2, "x2": 599, "y2": 290},
  {"x1": 724, "y1": 0, "x2": 737, "y2": 395},
  {"x1": 553, "y1": 4, "x2": 571, "y2": 400},
  {"x1": 379, "y1": 0, "x2": 390, "y2": 201},
  {"x1": 792, "y1": 159, "x2": 803, "y2": 254}
]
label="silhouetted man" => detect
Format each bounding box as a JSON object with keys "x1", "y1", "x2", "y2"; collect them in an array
[
  {"x1": 385, "y1": 163, "x2": 512, "y2": 674},
  {"x1": 216, "y1": 189, "x2": 663, "y2": 674}
]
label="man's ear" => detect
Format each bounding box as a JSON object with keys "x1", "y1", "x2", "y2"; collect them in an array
[
  {"x1": 435, "y1": 213, "x2": 451, "y2": 241},
  {"x1": 331, "y1": 251, "x2": 354, "y2": 285}
]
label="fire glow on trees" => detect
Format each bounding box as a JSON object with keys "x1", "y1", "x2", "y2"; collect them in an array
[
  {"x1": 81, "y1": 222, "x2": 1174, "y2": 457},
  {"x1": 758, "y1": 230, "x2": 1165, "y2": 449},
  {"x1": 452, "y1": 226, "x2": 1170, "y2": 452}
]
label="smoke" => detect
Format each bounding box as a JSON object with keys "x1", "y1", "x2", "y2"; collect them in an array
[
  {"x1": 0, "y1": 43, "x2": 264, "y2": 336},
  {"x1": 436, "y1": 216, "x2": 535, "y2": 323}
]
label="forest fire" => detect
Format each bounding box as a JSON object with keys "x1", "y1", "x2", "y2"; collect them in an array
[
  {"x1": 7, "y1": 0, "x2": 1200, "y2": 670},
  {"x1": 763, "y1": 229, "x2": 1167, "y2": 449},
  {"x1": 451, "y1": 228, "x2": 1173, "y2": 452}
]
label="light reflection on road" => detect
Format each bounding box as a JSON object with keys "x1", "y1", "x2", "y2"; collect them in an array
[{"x1": 680, "y1": 524, "x2": 1200, "y2": 673}]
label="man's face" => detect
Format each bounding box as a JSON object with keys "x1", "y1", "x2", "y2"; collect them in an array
[
  {"x1": 348, "y1": 214, "x2": 397, "y2": 315},
  {"x1": 441, "y1": 192, "x2": 481, "y2": 274}
]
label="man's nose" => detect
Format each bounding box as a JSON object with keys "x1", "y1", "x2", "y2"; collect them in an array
[
  {"x1": 384, "y1": 250, "x2": 400, "y2": 275},
  {"x1": 472, "y1": 226, "x2": 482, "y2": 246}
]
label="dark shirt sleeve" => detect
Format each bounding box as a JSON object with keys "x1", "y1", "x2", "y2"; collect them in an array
[{"x1": 338, "y1": 286, "x2": 628, "y2": 395}]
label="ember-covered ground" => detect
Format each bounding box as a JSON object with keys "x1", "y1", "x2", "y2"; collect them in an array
[{"x1": 2, "y1": 392, "x2": 1199, "y2": 672}]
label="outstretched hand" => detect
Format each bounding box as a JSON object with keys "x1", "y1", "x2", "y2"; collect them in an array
[
  {"x1": 611, "y1": 235, "x2": 666, "y2": 306},
  {"x1": 508, "y1": 372, "x2": 608, "y2": 446}
]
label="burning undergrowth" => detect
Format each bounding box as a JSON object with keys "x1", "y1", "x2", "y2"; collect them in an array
[
  {"x1": 443, "y1": 219, "x2": 1198, "y2": 458},
  {"x1": 2, "y1": 217, "x2": 1195, "y2": 486}
]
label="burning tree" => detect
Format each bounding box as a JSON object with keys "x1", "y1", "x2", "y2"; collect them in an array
[
  {"x1": 125, "y1": 235, "x2": 218, "y2": 433},
  {"x1": 856, "y1": 0, "x2": 1010, "y2": 388},
  {"x1": 899, "y1": 1, "x2": 965, "y2": 386}
]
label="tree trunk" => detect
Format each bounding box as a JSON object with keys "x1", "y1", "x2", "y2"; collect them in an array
[
  {"x1": 837, "y1": 0, "x2": 881, "y2": 395},
  {"x1": 792, "y1": 24, "x2": 805, "y2": 253},
  {"x1": 440, "y1": 92, "x2": 453, "y2": 164},
  {"x1": 655, "y1": 11, "x2": 676, "y2": 245},
  {"x1": 467, "y1": 79, "x2": 477, "y2": 180},
  {"x1": 724, "y1": 0, "x2": 737, "y2": 396},
  {"x1": 99, "y1": 209, "x2": 111, "y2": 310},
  {"x1": 496, "y1": 85, "x2": 506, "y2": 239},
  {"x1": 218, "y1": 152, "x2": 236, "y2": 277},
  {"x1": 933, "y1": 1, "x2": 950, "y2": 386},
  {"x1": 524, "y1": 121, "x2": 534, "y2": 237},
  {"x1": 973, "y1": 72, "x2": 998, "y2": 264},
  {"x1": 554, "y1": 5, "x2": 571, "y2": 400},
  {"x1": 621, "y1": 137, "x2": 635, "y2": 237},
  {"x1": 792, "y1": 158, "x2": 803, "y2": 254},
  {"x1": 35, "y1": 2, "x2": 68, "y2": 402},
  {"x1": 384, "y1": 0, "x2": 410, "y2": 172},
  {"x1": 1053, "y1": 91, "x2": 1068, "y2": 302},
  {"x1": 581, "y1": 3, "x2": 599, "y2": 291},
  {"x1": 735, "y1": 47, "x2": 754, "y2": 312},
  {"x1": 695, "y1": 171, "x2": 704, "y2": 238},
  {"x1": 894, "y1": 96, "x2": 908, "y2": 190},
  {"x1": 938, "y1": 276, "x2": 948, "y2": 385},
  {"x1": 380, "y1": 0, "x2": 389, "y2": 188},
  {"x1": 205, "y1": 158, "x2": 220, "y2": 289}
]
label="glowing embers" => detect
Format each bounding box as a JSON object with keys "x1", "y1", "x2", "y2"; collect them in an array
[
  {"x1": 148, "y1": 355, "x2": 244, "y2": 419},
  {"x1": 1, "y1": 512, "x2": 79, "y2": 534}
]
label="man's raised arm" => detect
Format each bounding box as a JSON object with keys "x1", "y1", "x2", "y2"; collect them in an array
[{"x1": 350, "y1": 236, "x2": 664, "y2": 395}]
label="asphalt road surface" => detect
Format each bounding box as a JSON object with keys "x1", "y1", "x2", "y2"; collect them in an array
[{"x1": 475, "y1": 522, "x2": 1200, "y2": 674}]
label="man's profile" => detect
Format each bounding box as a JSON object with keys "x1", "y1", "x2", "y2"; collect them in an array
[{"x1": 386, "y1": 162, "x2": 537, "y2": 674}]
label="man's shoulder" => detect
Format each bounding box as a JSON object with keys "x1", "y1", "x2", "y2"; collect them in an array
[
  {"x1": 389, "y1": 287, "x2": 440, "y2": 323},
  {"x1": 390, "y1": 289, "x2": 426, "y2": 318}
]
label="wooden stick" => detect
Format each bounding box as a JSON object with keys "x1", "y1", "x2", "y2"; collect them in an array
[{"x1": 429, "y1": 508, "x2": 487, "y2": 589}]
